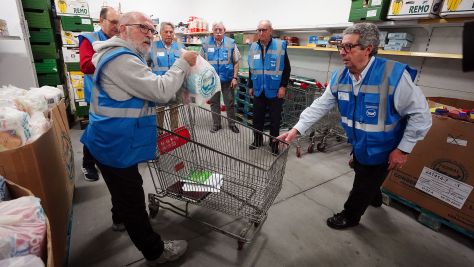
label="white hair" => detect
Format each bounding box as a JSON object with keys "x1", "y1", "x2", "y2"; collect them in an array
[
  {"x1": 258, "y1": 19, "x2": 273, "y2": 29},
  {"x1": 212, "y1": 21, "x2": 226, "y2": 31}
]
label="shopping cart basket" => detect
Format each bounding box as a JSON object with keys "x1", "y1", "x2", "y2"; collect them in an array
[{"x1": 147, "y1": 104, "x2": 289, "y2": 249}]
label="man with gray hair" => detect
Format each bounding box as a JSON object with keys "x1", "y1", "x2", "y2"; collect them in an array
[
  {"x1": 202, "y1": 21, "x2": 241, "y2": 133},
  {"x1": 149, "y1": 21, "x2": 183, "y2": 131},
  {"x1": 80, "y1": 11, "x2": 197, "y2": 265},
  {"x1": 278, "y1": 22, "x2": 432, "y2": 229}
]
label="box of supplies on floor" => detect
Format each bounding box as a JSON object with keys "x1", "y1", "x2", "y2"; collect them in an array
[{"x1": 383, "y1": 97, "x2": 474, "y2": 234}]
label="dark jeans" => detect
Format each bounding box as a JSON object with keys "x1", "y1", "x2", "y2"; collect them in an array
[
  {"x1": 82, "y1": 145, "x2": 96, "y2": 169},
  {"x1": 343, "y1": 156, "x2": 388, "y2": 222},
  {"x1": 252, "y1": 93, "x2": 284, "y2": 147},
  {"x1": 95, "y1": 160, "x2": 164, "y2": 260},
  {"x1": 210, "y1": 82, "x2": 236, "y2": 127}
]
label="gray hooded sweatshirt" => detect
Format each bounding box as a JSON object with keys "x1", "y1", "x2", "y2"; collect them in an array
[{"x1": 91, "y1": 36, "x2": 190, "y2": 104}]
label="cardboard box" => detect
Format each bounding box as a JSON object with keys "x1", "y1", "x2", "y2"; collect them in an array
[
  {"x1": 6, "y1": 180, "x2": 54, "y2": 267},
  {"x1": 440, "y1": 0, "x2": 474, "y2": 17},
  {"x1": 387, "y1": 39, "x2": 412, "y2": 47},
  {"x1": 349, "y1": 0, "x2": 391, "y2": 22},
  {"x1": 69, "y1": 71, "x2": 85, "y2": 100},
  {"x1": 387, "y1": 32, "x2": 414, "y2": 41},
  {"x1": 383, "y1": 97, "x2": 474, "y2": 232},
  {"x1": 387, "y1": 0, "x2": 443, "y2": 19},
  {"x1": 61, "y1": 30, "x2": 82, "y2": 47},
  {"x1": 0, "y1": 101, "x2": 74, "y2": 267},
  {"x1": 62, "y1": 47, "x2": 80, "y2": 63},
  {"x1": 55, "y1": 0, "x2": 90, "y2": 17}
]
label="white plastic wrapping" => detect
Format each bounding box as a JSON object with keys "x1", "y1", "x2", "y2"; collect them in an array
[
  {"x1": 0, "y1": 107, "x2": 31, "y2": 152},
  {"x1": 28, "y1": 86, "x2": 64, "y2": 109},
  {"x1": 0, "y1": 254, "x2": 45, "y2": 267},
  {"x1": 0, "y1": 196, "x2": 46, "y2": 260},
  {"x1": 183, "y1": 54, "x2": 221, "y2": 106}
]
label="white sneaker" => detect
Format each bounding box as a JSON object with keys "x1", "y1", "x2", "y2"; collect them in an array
[{"x1": 146, "y1": 240, "x2": 188, "y2": 266}]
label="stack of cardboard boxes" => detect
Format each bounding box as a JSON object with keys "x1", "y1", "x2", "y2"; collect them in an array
[
  {"x1": 0, "y1": 100, "x2": 75, "y2": 267},
  {"x1": 387, "y1": 0, "x2": 444, "y2": 19},
  {"x1": 385, "y1": 32, "x2": 413, "y2": 51},
  {"x1": 55, "y1": 0, "x2": 93, "y2": 118},
  {"x1": 440, "y1": 0, "x2": 474, "y2": 17}
]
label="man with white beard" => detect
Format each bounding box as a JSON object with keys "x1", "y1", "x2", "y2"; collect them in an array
[{"x1": 80, "y1": 12, "x2": 197, "y2": 265}]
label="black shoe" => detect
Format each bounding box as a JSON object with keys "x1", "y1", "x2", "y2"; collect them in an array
[
  {"x1": 327, "y1": 212, "x2": 359, "y2": 230},
  {"x1": 82, "y1": 166, "x2": 99, "y2": 182},
  {"x1": 370, "y1": 193, "x2": 383, "y2": 208},
  {"x1": 229, "y1": 125, "x2": 239, "y2": 133},
  {"x1": 249, "y1": 141, "x2": 262, "y2": 150},
  {"x1": 210, "y1": 125, "x2": 222, "y2": 133}
]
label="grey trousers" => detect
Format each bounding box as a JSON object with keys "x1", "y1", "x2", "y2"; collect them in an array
[{"x1": 210, "y1": 82, "x2": 236, "y2": 127}]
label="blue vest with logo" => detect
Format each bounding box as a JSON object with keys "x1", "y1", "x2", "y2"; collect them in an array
[
  {"x1": 149, "y1": 40, "x2": 182, "y2": 75},
  {"x1": 78, "y1": 30, "x2": 108, "y2": 103},
  {"x1": 80, "y1": 47, "x2": 157, "y2": 168},
  {"x1": 203, "y1": 36, "x2": 235, "y2": 83},
  {"x1": 330, "y1": 57, "x2": 417, "y2": 165},
  {"x1": 248, "y1": 38, "x2": 286, "y2": 98}
]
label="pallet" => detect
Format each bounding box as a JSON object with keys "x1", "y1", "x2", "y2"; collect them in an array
[{"x1": 381, "y1": 189, "x2": 474, "y2": 239}]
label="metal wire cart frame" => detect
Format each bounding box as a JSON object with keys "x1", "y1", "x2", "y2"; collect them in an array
[{"x1": 148, "y1": 104, "x2": 289, "y2": 249}]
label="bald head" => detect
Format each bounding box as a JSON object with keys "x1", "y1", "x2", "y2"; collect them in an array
[
  {"x1": 118, "y1": 12, "x2": 155, "y2": 56},
  {"x1": 257, "y1": 19, "x2": 273, "y2": 45}
]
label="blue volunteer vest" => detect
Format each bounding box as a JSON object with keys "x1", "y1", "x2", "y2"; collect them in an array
[
  {"x1": 78, "y1": 30, "x2": 108, "y2": 103},
  {"x1": 149, "y1": 40, "x2": 182, "y2": 75},
  {"x1": 203, "y1": 36, "x2": 235, "y2": 83},
  {"x1": 80, "y1": 47, "x2": 157, "y2": 168},
  {"x1": 330, "y1": 57, "x2": 417, "y2": 165},
  {"x1": 248, "y1": 38, "x2": 286, "y2": 98}
]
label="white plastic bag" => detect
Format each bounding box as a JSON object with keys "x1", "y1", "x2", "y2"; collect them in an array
[
  {"x1": 0, "y1": 107, "x2": 31, "y2": 152},
  {"x1": 0, "y1": 254, "x2": 44, "y2": 267},
  {"x1": 183, "y1": 54, "x2": 221, "y2": 106},
  {"x1": 28, "y1": 86, "x2": 64, "y2": 109},
  {"x1": 0, "y1": 196, "x2": 46, "y2": 259}
]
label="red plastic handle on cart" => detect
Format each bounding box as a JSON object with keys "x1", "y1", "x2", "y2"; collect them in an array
[
  {"x1": 158, "y1": 126, "x2": 191, "y2": 154},
  {"x1": 300, "y1": 83, "x2": 308, "y2": 90}
]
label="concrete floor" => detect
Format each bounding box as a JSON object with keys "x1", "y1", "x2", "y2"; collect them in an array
[{"x1": 67, "y1": 127, "x2": 474, "y2": 267}]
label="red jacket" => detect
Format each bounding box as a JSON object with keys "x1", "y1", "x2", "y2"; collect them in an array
[{"x1": 79, "y1": 38, "x2": 95, "y2": 74}]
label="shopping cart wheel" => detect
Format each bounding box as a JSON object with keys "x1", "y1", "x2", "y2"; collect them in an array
[
  {"x1": 296, "y1": 147, "x2": 302, "y2": 158},
  {"x1": 316, "y1": 142, "x2": 326, "y2": 152},
  {"x1": 148, "y1": 203, "x2": 159, "y2": 219},
  {"x1": 307, "y1": 144, "x2": 314, "y2": 154}
]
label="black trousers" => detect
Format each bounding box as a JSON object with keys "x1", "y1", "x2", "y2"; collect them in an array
[
  {"x1": 343, "y1": 156, "x2": 388, "y2": 222},
  {"x1": 95, "y1": 160, "x2": 164, "y2": 260},
  {"x1": 252, "y1": 93, "x2": 284, "y2": 146},
  {"x1": 82, "y1": 145, "x2": 96, "y2": 169}
]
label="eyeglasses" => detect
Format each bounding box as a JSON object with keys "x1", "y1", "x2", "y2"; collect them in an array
[
  {"x1": 125, "y1": 24, "x2": 158, "y2": 35},
  {"x1": 256, "y1": 28, "x2": 269, "y2": 33},
  {"x1": 336, "y1": 43, "x2": 362, "y2": 53},
  {"x1": 104, "y1": 18, "x2": 119, "y2": 25}
]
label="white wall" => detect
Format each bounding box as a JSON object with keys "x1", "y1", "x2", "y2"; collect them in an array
[
  {"x1": 87, "y1": 0, "x2": 195, "y2": 23},
  {"x1": 0, "y1": 0, "x2": 37, "y2": 88},
  {"x1": 86, "y1": 0, "x2": 351, "y2": 30}
]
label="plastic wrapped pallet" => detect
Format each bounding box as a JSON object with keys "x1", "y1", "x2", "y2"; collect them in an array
[{"x1": 0, "y1": 254, "x2": 45, "y2": 267}]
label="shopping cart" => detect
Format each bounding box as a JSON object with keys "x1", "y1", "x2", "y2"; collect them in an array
[{"x1": 147, "y1": 104, "x2": 289, "y2": 249}]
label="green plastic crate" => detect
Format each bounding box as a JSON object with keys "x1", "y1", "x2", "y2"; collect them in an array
[
  {"x1": 37, "y1": 73, "x2": 61, "y2": 86},
  {"x1": 31, "y1": 42, "x2": 57, "y2": 59},
  {"x1": 35, "y1": 59, "x2": 58, "y2": 74},
  {"x1": 60, "y1": 16, "x2": 93, "y2": 32},
  {"x1": 75, "y1": 102, "x2": 89, "y2": 117},
  {"x1": 29, "y1": 28, "x2": 55, "y2": 44},
  {"x1": 25, "y1": 10, "x2": 52, "y2": 29},
  {"x1": 66, "y1": 62, "x2": 81, "y2": 72},
  {"x1": 21, "y1": 0, "x2": 51, "y2": 11}
]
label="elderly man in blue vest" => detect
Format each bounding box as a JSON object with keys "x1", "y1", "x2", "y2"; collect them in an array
[
  {"x1": 248, "y1": 19, "x2": 291, "y2": 155},
  {"x1": 149, "y1": 21, "x2": 183, "y2": 130},
  {"x1": 78, "y1": 7, "x2": 119, "y2": 182},
  {"x1": 202, "y1": 21, "x2": 241, "y2": 133},
  {"x1": 80, "y1": 12, "x2": 197, "y2": 265},
  {"x1": 278, "y1": 23, "x2": 432, "y2": 230}
]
